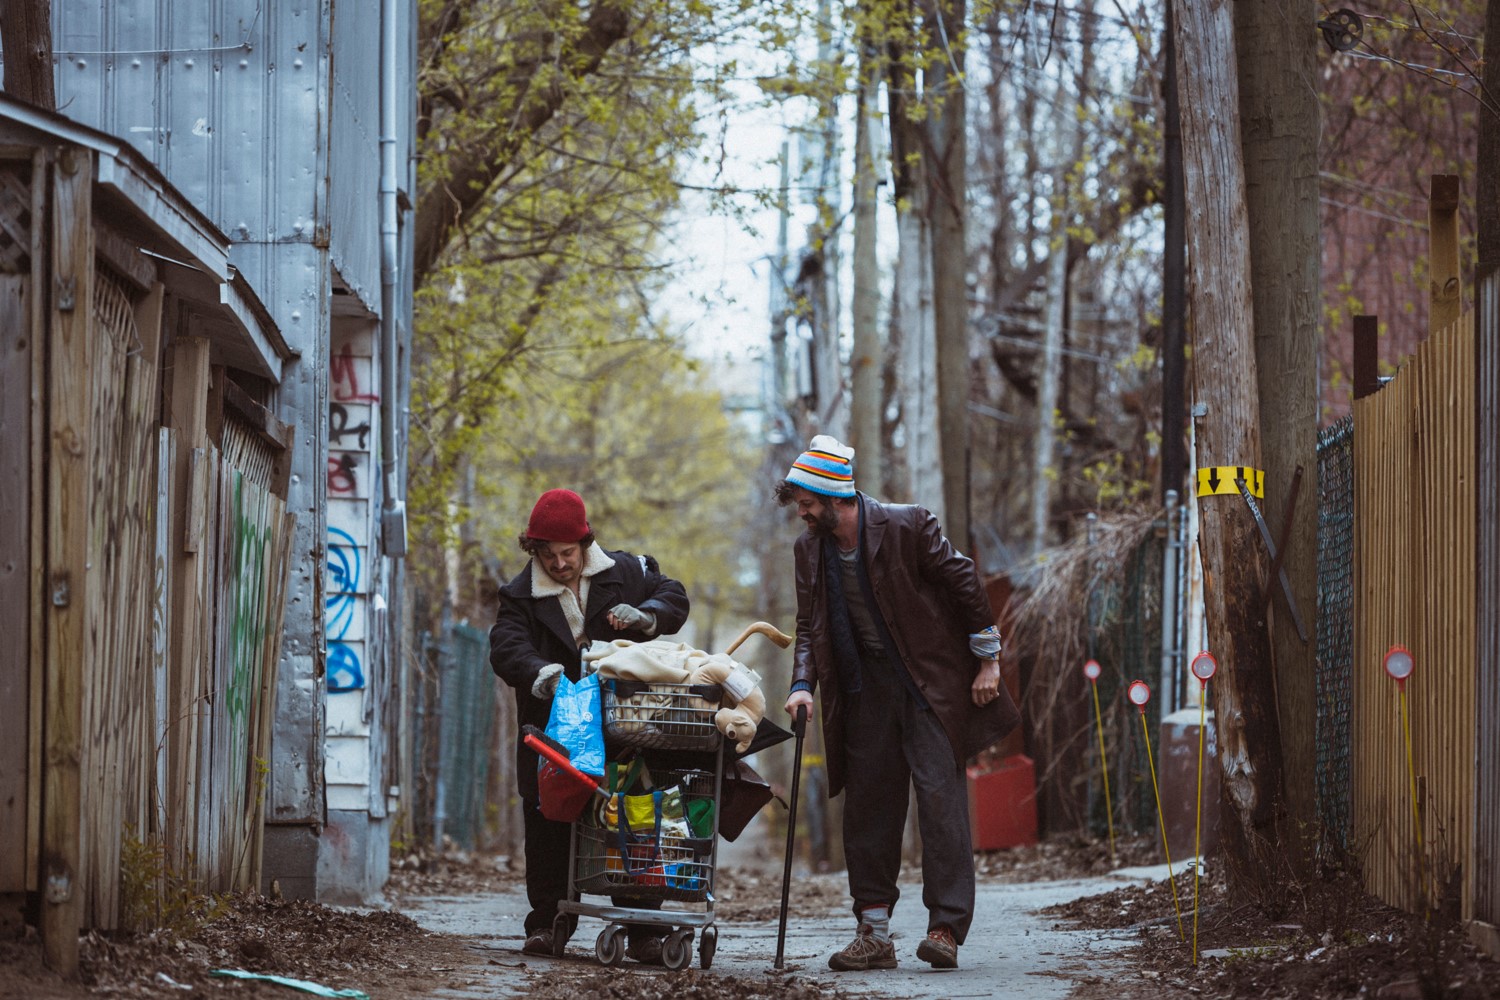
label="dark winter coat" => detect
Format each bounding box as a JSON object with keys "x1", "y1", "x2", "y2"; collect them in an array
[
  {"x1": 489, "y1": 546, "x2": 690, "y2": 801},
  {"x1": 790, "y1": 493, "x2": 1021, "y2": 797}
]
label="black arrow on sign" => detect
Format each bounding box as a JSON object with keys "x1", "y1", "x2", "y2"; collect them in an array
[{"x1": 1207, "y1": 467, "x2": 1221, "y2": 493}]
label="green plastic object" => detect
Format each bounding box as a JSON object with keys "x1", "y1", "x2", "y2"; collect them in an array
[{"x1": 210, "y1": 969, "x2": 370, "y2": 999}]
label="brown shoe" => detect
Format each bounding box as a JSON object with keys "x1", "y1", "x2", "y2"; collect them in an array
[
  {"x1": 521, "y1": 929, "x2": 555, "y2": 957},
  {"x1": 828, "y1": 925, "x2": 898, "y2": 971},
  {"x1": 915, "y1": 926, "x2": 958, "y2": 969}
]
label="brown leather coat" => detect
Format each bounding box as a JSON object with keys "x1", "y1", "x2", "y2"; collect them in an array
[{"x1": 790, "y1": 494, "x2": 1021, "y2": 797}]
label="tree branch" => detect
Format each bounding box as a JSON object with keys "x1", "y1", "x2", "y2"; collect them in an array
[{"x1": 413, "y1": 1, "x2": 631, "y2": 285}]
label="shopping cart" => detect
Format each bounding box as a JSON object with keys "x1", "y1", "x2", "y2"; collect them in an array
[
  {"x1": 556, "y1": 679, "x2": 725, "y2": 971},
  {"x1": 554, "y1": 622, "x2": 792, "y2": 972}
]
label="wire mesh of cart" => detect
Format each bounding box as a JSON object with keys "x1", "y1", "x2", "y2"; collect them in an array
[{"x1": 556, "y1": 677, "x2": 725, "y2": 971}]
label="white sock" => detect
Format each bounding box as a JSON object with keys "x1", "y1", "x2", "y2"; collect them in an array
[{"x1": 860, "y1": 905, "x2": 891, "y2": 942}]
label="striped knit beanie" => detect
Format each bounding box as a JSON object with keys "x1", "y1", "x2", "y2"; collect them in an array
[{"x1": 786, "y1": 435, "x2": 856, "y2": 498}]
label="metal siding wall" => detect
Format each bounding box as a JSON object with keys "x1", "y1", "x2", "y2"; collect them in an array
[
  {"x1": 1476, "y1": 272, "x2": 1500, "y2": 928},
  {"x1": 329, "y1": 0, "x2": 381, "y2": 310},
  {"x1": 1352, "y1": 313, "x2": 1476, "y2": 917},
  {"x1": 52, "y1": 1, "x2": 326, "y2": 269}
]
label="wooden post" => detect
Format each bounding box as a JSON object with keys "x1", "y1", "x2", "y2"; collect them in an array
[
  {"x1": 0, "y1": 274, "x2": 30, "y2": 901},
  {"x1": 1353, "y1": 315, "x2": 1381, "y2": 400},
  {"x1": 1430, "y1": 174, "x2": 1462, "y2": 335},
  {"x1": 166, "y1": 336, "x2": 212, "y2": 873},
  {"x1": 43, "y1": 144, "x2": 94, "y2": 978}
]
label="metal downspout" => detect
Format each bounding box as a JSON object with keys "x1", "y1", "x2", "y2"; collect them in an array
[
  {"x1": 379, "y1": 0, "x2": 407, "y2": 557},
  {"x1": 1160, "y1": 491, "x2": 1182, "y2": 714}
]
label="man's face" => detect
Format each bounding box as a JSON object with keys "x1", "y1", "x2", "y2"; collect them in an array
[
  {"x1": 793, "y1": 490, "x2": 840, "y2": 536},
  {"x1": 536, "y1": 541, "x2": 584, "y2": 585}
]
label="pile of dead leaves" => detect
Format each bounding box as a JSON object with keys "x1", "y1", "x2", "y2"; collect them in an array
[
  {"x1": 0, "y1": 894, "x2": 481, "y2": 1000},
  {"x1": 1050, "y1": 862, "x2": 1500, "y2": 999},
  {"x1": 976, "y1": 833, "x2": 1160, "y2": 882}
]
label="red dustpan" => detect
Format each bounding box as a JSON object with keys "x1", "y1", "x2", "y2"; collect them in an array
[{"x1": 524, "y1": 725, "x2": 601, "y2": 823}]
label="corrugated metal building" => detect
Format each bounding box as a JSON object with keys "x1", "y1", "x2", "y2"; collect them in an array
[{"x1": 47, "y1": 0, "x2": 416, "y2": 902}]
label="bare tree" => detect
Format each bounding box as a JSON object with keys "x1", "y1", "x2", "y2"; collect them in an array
[{"x1": 926, "y1": 0, "x2": 971, "y2": 549}]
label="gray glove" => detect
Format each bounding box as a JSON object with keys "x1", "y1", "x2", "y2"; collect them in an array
[
  {"x1": 531, "y1": 663, "x2": 564, "y2": 699},
  {"x1": 608, "y1": 603, "x2": 657, "y2": 634}
]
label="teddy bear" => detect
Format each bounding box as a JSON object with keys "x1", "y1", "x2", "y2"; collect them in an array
[{"x1": 687, "y1": 654, "x2": 766, "y2": 753}]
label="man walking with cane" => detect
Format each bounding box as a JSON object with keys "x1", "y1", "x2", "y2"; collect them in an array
[{"x1": 776, "y1": 436, "x2": 1020, "y2": 971}]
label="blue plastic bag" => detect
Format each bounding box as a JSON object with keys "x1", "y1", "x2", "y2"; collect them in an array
[{"x1": 544, "y1": 672, "x2": 606, "y2": 778}]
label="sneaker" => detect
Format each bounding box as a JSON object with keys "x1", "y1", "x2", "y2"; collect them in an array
[
  {"x1": 521, "y1": 929, "x2": 555, "y2": 957},
  {"x1": 626, "y1": 936, "x2": 664, "y2": 965},
  {"x1": 828, "y1": 925, "x2": 898, "y2": 971},
  {"x1": 915, "y1": 926, "x2": 958, "y2": 969}
]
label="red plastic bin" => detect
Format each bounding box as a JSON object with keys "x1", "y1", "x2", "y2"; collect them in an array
[{"x1": 966, "y1": 754, "x2": 1038, "y2": 851}]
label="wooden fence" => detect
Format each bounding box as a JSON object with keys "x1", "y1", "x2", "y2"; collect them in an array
[
  {"x1": 1, "y1": 145, "x2": 296, "y2": 942},
  {"x1": 1352, "y1": 309, "x2": 1476, "y2": 917}
]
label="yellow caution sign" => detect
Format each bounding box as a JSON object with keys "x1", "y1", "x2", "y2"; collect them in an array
[{"x1": 1196, "y1": 466, "x2": 1264, "y2": 498}]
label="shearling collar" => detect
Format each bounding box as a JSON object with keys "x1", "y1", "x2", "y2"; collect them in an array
[{"x1": 529, "y1": 541, "x2": 616, "y2": 599}]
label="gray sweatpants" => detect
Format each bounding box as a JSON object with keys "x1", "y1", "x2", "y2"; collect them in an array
[{"x1": 840, "y1": 652, "x2": 976, "y2": 943}]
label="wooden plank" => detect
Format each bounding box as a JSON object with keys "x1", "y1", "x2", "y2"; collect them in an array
[
  {"x1": 247, "y1": 511, "x2": 297, "y2": 889},
  {"x1": 42, "y1": 144, "x2": 93, "y2": 978},
  {"x1": 0, "y1": 275, "x2": 30, "y2": 893},
  {"x1": 93, "y1": 221, "x2": 157, "y2": 293},
  {"x1": 26, "y1": 149, "x2": 45, "y2": 896},
  {"x1": 1353, "y1": 315, "x2": 1381, "y2": 400},
  {"x1": 207, "y1": 365, "x2": 225, "y2": 452},
  {"x1": 152, "y1": 432, "x2": 174, "y2": 840},
  {"x1": 222, "y1": 378, "x2": 293, "y2": 454},
  {"x1": 80, "y1": 265, "x2": 130, "y2": 928},
  {"x1": 165, "y1": 338, "x2": 210, "y2": 876},
  {"x1": 193, "y1": 444, "x2": 221, "y2": 883}
]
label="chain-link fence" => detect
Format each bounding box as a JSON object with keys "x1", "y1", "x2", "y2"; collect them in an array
[
  {"x1": 1316, "y1": 416, "x2": 1355, "y2": 849},
  {"x1": 431, "y1": 622, "x2": 498, "y2": 851}
]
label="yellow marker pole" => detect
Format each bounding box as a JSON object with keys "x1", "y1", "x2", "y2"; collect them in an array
[
  {"x1": 1192, "y1": 693, "x2": 1206, "y2": 962},
  {"x1": 1188, "y1": 652, "x2": 1218, "y2": 967},
  {"x1": 1083, "y1": 660, "x2": 1116, "y2": 861},
  {"x1": 1128, "y1": 680, "x2": 1184, "y2": 941}
]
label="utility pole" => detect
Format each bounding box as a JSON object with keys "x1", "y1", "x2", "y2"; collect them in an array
[{"x1": 1174, "y1": 0, "x2": 1285, "y2": 889}]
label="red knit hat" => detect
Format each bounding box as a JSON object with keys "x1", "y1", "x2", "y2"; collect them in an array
[{"x1": 526, "y1": 489, "x2": 591, "y2": 542}]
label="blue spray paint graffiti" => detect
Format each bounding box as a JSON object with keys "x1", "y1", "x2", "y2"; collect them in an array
[{"x1": 327, "y1": 526, "x2": 365, "y2": 691}]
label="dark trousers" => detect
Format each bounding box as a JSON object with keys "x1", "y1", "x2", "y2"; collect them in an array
[
  {"x1": 521, "y1": 796, "x2": 663, "y2": 941},
  {"x1": 841, "y1": 653, "x2": 976, "y2": 943}
]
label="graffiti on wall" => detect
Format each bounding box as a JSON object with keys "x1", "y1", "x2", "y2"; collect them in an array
[
  {"x1": 327, "y1": 524, "x2": 365, "y2": 692},
  {"x1": 327, "y1": 329, "x2": 378, "y2": 693}
]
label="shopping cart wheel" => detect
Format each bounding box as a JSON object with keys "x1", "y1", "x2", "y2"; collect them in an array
[
  {"x1": 698, "y1": 926, "x2": 717, "y2": 970},
  {"x1": 550, "y1": 915, "x2": 569, "y2": 958},
  {"x1": 662, "y1": 928, "x2": 693, "y2": 971},
  {"x1": 595, "y1": 924, "x2": 627, "y2": 967}
]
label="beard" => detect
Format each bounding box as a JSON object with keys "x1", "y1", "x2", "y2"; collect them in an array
[{"x1": 803, "y1": 502, "x2": 840, "y2": 537}]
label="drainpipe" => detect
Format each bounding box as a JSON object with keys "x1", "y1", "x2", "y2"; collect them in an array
[
  {"x1": 1160, "y1": 490, "x2": 1181, "y2": 714},
  {"x1": 379, "y1": 0, "x2": 407, "y2": 557}
]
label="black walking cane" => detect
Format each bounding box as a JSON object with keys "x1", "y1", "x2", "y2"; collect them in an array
[{"x1": 774, "y1": 704, "x2": 809, "y2": 969}]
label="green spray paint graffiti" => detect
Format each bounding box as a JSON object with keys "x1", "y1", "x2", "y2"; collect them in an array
[{"x1": 225, "y1": 473, "x2": 275, "y2": 784}]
